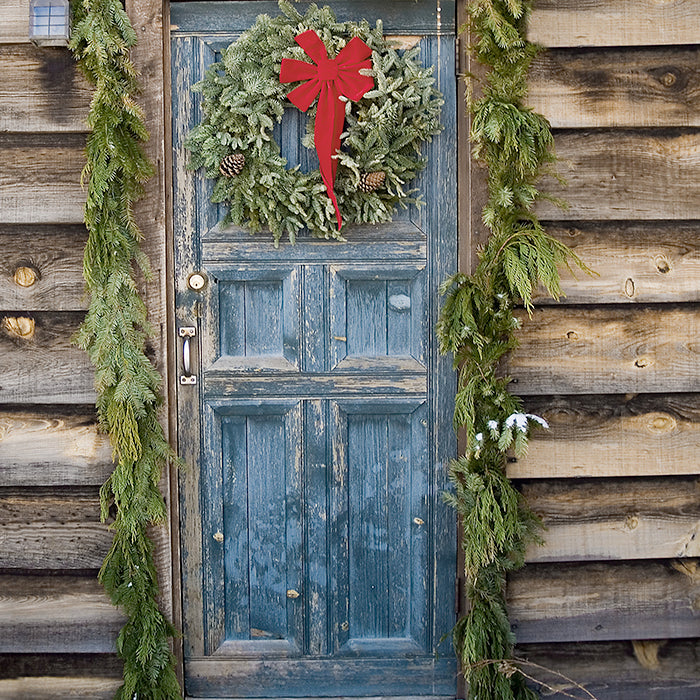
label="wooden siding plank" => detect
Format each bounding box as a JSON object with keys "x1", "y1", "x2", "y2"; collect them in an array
[
  {"x1": 0, "y1": 677, "x2": 120, "y2": 700},
  {"x1": 0, "y1": 0, "x2": 29, "y2": 45},
  {"x1": 509, "y1": 560, "x2": 700, "y2": 643},
  {"x1": 528, "y1": 0, "x2": 700, "y2": 48},
  {"x1": 533, "y1": 223, "x2": 700, "y2": 305},
  {"x1": 0, "y1": 494, "x2": 112, "y2": 570},
  {"x1": 535, "y1": 130, "x2": 700, "y2": 221},
  {"x1": 508, "y1": 394, "x2": 700, "y2": 479},
  {"x1": 0, "y1": 312, "x2": 95, "y2": 404},
  {"x1": 0, "y1": 225, "x2": 88, "y2": 311},
  {"x1": 0, "y1": 408, "x2": 112, "y2": 487},
  {"x1": 528, "y1": 47, "x2": 700, "y2": 128},
  {"x1": 506, "y1": 305, "x2": 700, "y2": 395},
  {"x1": 0, "y1": 45, "x2": 91, "y2": 132},
  {"x1": 0, "y1": 575, "x2": 124, "y2": 653},
  {"x1": 516, "y1": 640, "x2": 700, "y2": 700},
  {"x1": 521, "y1": 477, "x2": 700, "y2": 562},
  {"x1": 0, "y1": 134, "x2": 86, "y2": 225}
]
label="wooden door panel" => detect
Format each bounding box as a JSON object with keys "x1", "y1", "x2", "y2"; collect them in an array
[{"x1": 172, "y1": 2, "x2": 457, "y2": 696}]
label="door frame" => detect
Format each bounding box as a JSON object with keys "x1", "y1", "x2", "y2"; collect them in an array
[{"x1": 162, "y1": 0, "x2": 473, "y2": 692}]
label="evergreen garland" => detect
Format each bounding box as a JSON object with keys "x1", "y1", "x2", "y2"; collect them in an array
[
  {"x1": 70, "y1": 1, "x2": 181, "y2": 698},
  {"x1": 186, "y1": 1, "x2": 443, "y2": 245},
  {"x1": 438, "y1": 2, "x2": 590, "y2": 698}
]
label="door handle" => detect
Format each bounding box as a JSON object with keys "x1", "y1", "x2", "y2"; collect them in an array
[{"x1": 179, "y1": 326, "x2": 197, "y2": 385}]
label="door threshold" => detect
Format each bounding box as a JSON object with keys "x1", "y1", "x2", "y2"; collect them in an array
[{"x1": 187, "y1": 696, "x2": 458, "y2": 700}]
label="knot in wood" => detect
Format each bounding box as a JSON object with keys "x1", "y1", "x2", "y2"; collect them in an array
[
  {"x1": 13, "y1": 265, "x2": 39, "y2": 288},
  {"x1": 2, "y1": 316, "x2": 35, "y2": 340}
]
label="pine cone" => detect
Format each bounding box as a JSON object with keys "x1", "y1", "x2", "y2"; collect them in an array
[
  {"x1": 219, "y1": 153, "x2": 245, "y2": 177},
  {"x1": 358, "y1": 170, "x2": 386, "y2": 193}
]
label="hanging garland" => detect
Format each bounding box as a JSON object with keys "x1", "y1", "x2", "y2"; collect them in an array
[
  {"x1": 70, "y1": 1, "x2": 181, "y2": 698},
  {"x1": 438, "y1": 1, "x2": 590, "y2": 698},
  {"x1": 186, "y1": 1, "x2": 443, "y2": 245}
]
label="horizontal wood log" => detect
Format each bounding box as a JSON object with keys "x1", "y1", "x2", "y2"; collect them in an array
[
  {"x1": 0, "y1": 494, "x2": 112, "y2": 570},
  {"x1": 0, "y1": 653, "x2": 122, "y2": 680},
  {"x1": 521, "y1": 477, "x2": 700, "y2": 562},
  {"x1": 506, "y1": 305, "x2": 700, "y2": 395},
  {"x1": 509, "y1": 560, "x2": 700, "y2": 643},
  {"x1": 0, "y1": 45, "x2": 91, "y2": 132},
  {"x1": 536, "y1": 130, "x2": 700, "y2": 221},
  {"x1": 0, "y1": 312, "x2": 95, "y2": 403},
  {"x1": 0, "y1": 134, "x2": 86, "y2": 225},
  {"x1": 528, "y1": 47, "x2": 700, "y2": 128},
  {"x1": 0, "y1": 575, "x2": 124, "y2": 653},
  {"x1": 0, "y1": 225, "x2": 88, "y2": 311},
  {"x1": 0, "y1": 0, "x2": 29, "y2": 44},
  {"x1": 0, "y1": 408, "x2": 112, "y2": 487},
  {"x1": 533, "y1": 222, "x2": 700, "y2": 305},
  {"x1": 528, "y1": 0, "x2": 700, "y2": 47},
  {"x1": 509, "y1": 394, "x2": 700, "y2": 479},
  {"x1": 516, "y1": 639, "x2": 700, "y2": 700},
  {"x1": 0, "y1": 676, "x2": 120, "y2": 700},
  {"x1": 0, "y1": 225, "x2": 165, "y2": 314}
]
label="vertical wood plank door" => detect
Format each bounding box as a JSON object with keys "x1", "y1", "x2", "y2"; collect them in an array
[{"x1": 171, "y1": 2, "x2": 458, "y2": 697}]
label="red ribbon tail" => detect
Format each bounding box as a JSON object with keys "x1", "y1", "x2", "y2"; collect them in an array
[{"x1": 315, "y1": 85, "x2": 345, "y2": 230}]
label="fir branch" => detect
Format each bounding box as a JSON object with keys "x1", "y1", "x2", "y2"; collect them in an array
[
  {"x1": 70, "y1": 1, "x2": 182, "y2": 698},
  {"x1": 439, "y1": 2, "x2": 593, "y2": 699}
]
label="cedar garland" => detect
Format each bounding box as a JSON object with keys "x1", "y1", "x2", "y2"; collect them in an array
[
  {"x1": 438, "y1": 1, "x2": 590, "y2": 698},
  {"x1": 70, "y1": 1, "x2": 182, "y2": 698}
]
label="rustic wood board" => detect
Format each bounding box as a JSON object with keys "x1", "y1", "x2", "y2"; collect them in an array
[
  {"x1": 528, "y1": 0, "x2": 700, "y2": 47},
  {"x1": 0, "y1": 677, "x2": 120, "y2": 700},
  {"x1": 0, "y1": 0, "x2": 29, "y2": 44},
  {"x1": 0, "y1": 653, "x2": 121, "y2": 680},
  {"x1": 0, "y1": 408, "x2": 112, "y2": 487},
  {"x1": 535, "y1": 130, "x2": 700, "y2": 221},
  {"x1": 509, "y1": 560, "x2": 700, "y2": 643},
  {"x1": 0, "y1": 134, "x2": 87, "y2": 225},
  {"x1": 0, "y1": 45, "x2": 91, "y2": 132},
  {"x1": 0, "y1": 311, "x2": 95, "y2": 404},
  {"x1": 0, "y1": 575, "x2": 124, "y2": 653},
  {"x1": 506, "y1": 305, "x2": 700, "y2": 395},
  {"x1": 509, "y1": 394, "x2": 700, "y2": 479},
  {"x1": 533, "y1": 222, "x2": 700, "y2": 305},
  {"x1": 521, "y1": 476, "x2": 700, "y2": 562},
  {"x1": 0, "y1": 494, "x2": 112, "y2": 570},
  {"x1": 0, "y1": 225, "x2": 88, "y2": 311},
  {"x1": 528, "y1": 47, "x2": 700, "y2": 128},
  {"x1": 517, "y1": 639, "x2": 700, "y2": 700}
]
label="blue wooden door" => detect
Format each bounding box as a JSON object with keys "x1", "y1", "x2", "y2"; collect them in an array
[{"x1": 171, "y1": 2, "x2": 457, "y2": 697}]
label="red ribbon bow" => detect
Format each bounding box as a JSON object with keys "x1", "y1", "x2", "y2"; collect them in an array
[{"x1": 280, "y1": 30, "x2": 374, "y2": 230}]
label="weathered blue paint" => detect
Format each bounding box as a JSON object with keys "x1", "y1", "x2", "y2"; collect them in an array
[{"x1": 171, "y1": 2, "x2": 458, "y2": 697}]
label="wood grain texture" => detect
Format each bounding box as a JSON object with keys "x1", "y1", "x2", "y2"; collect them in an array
[
  {"x1": 0, "y1": 134, "x2": 86, "y2": 225},
  {"x1": 528, "y1": 0, "x2": 700, "y2": 47},
  {"x1": 521, "y1": 477, "x2": 700, "y2": 562},
  {"x1": 528, "y1": 47, "x2": 700, "y2": 128},
  {"x1": 0, "y1": 0, "x2": 29, "y2": 44},
  {"x1": 0, "y1": 311, "x2": 95, "y2": 403},
  {"x1": 125, "y1": 0, "x2": 174, "y2": 626},
  {"x1": 0, "y1": 677, "x2": 120, "y2": 700},
  {"x1": 533, "y1": 222, "x2": 700, "y2": 305},
  {"x1": 0, "y1": 225, "x2": 88, "y2": 311},
  {"x1": 509, "y1": 394, "x2": 700, "y2": 479},
  {"x1": 506, "y1": 305, "x2": 700, "y2": 395},
  {"x1": 509, "y1": 560, "x2": 700, "y2": 643},
  {"x1": 0, "y1": 494, "x2": 112, "y2": 570},
  {"x1": 0, "y1": 575, "x2": 124, "y2": 653},
  {"x1": 517, "y1": 639, "x2": 700, "y2": 700},
  {"x1": 536, "y1": 130, "x2": 700, "y2": 221},
  {"x1": 0, "y1": 45, "x2": 91, "y2": 132},
  {"x1": 0, "y1": 408, "x2": 112, "y2": 487}
]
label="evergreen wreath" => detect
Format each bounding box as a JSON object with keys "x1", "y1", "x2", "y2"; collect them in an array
[
  {"x1": 438, "y1": 1, "x2": 591, "y2": 698},
  {"x1": 186, "y1": 1, "x2": 443, "y2": 245},
  {"x1": 70, "y1": 1, "x2": 181, "y2": 698}
]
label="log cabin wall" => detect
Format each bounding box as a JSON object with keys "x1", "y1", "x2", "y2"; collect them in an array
[
  {"x1": 1, "y1": 0, "x2": 699, "y2": 698},
  {"x1": 504, "y1": 2, "x2": 700, "y2": 697},
  {"x1": 0, "y1": 0, "x2": 171, "y2": 697}
]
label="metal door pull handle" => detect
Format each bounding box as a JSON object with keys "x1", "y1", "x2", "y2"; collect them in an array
[{"x1": 179, "y1": 326, "x2": 197, "y2": 385}]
